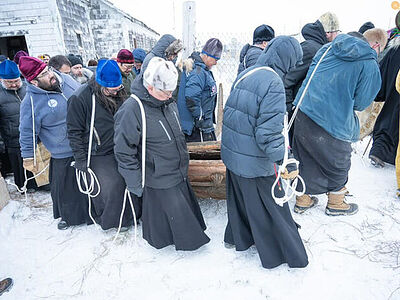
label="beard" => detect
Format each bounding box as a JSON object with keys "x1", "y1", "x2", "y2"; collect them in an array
[
  {"x1": 37, "y1": 75, "x2": 61, "y2": 92},
  {"x1": 1, "y1": 81, "x2": 22, "y2": 91}
]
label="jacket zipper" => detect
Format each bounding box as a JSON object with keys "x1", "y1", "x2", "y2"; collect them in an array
[
  {"x1": 93, "y1": 127, "x2": 101, "y2": 146},
  {"x1": 159, "y1": 120, "x2": 171, "y2": 141},
  {"x1": 14, "y1": 91, "x2": 21, "y2": 102},
  {"x1": 173, "y1": 111, "x2": 182, "y2": 131}
]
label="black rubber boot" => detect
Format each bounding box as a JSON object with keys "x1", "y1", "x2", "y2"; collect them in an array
[{"x1": 0, "y1": 278, "x2": 13, "y2": 296}]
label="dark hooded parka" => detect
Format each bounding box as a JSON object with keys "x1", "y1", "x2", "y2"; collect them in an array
[
  {"x1": 67, "y1": 79, "x2": 135, "y2": 230},
  {"x1": 370, "y1": 36, "x2": 400, "y2": 165},
  {"x1": 114, "y1": 76, "x2": 210, "y2": 251},
  {"x1": 284, "y1": 20, "x2": 328, "y2": 115},
  {"x1": 221, "y1": 36, "x2": 308, "y2": 269}
]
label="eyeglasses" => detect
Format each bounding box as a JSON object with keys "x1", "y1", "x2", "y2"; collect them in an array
[
  {"x1": 121, "y1": 64, "x2": 134, "y2": 70},
  {"x1": 36, "y1": 67, "x2": 54, "y2": 79}
]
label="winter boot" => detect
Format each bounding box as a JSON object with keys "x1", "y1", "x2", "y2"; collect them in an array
[
  {"x1": 57, "y1": 220, "x2": 69, "y2": 230},
  {"x1": 294, "y1": 194, "x2": 318, "y2": 214},
  {"x1": 0, "y1": 278, "x2": 13, "y2": 296},
  {"x1": 369, "y1": 155, "x2": 385, "y2": 168},
  {"x1": 325, "y1": 187, "x2": 358, "y2": 216}
]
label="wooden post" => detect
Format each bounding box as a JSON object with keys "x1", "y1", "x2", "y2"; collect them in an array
[
  {"x1": 182, "y1": 1, "x2": 196, "y2": 60},
  {"x1": 215, "y1": 83, "x2": 224, "y2": 139}
]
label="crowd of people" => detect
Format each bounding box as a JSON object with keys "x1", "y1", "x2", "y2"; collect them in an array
[{"x1": 0, "y1": 11, "x2": 399, "y2": 293}]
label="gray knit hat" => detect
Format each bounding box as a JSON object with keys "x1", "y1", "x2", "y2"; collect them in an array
[
  {"x1": 319, "y1": 12, "x2": 340, "y2": 32},
  {"x1": 202, "y1": 38, "x2": 223, "y2": 60}
]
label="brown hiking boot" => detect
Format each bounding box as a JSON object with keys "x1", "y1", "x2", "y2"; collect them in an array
[
  {"x1": 294, "y1": 194, "x2": 318, "y2": 214},
  {"x1": 325, "y1": 187, "x2": 358, "y2": 216}
]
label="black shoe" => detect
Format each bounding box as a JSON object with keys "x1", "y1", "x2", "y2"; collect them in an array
[
  {"x1": 0, "y1": 278, "x2": 13, "y2": 296},
  {"x1": 57, "y1": 220, "x2": 69, "y2": 230},
  {"x1": 369, "y1": 155, "x2": 385, "y2": 168}
]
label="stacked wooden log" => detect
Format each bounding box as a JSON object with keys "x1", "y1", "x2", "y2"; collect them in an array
[{"x1": 187, "y1": 141, "x2": 226, "y2": 199}]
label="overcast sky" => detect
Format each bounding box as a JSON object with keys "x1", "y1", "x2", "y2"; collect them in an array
[{"x1": 110, "y1": 0, "x2": 397, "y2": 38}]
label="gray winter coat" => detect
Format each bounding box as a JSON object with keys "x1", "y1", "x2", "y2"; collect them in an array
[
  {"x1": 141, "y1": 34, "x2": 177, "y2": 73},
  {"x1": 221, "y1": 36, "x2": 303, "y2": 178},
  {"x1": 114, "y1": 77, "x2": 189, "y2": 197}
]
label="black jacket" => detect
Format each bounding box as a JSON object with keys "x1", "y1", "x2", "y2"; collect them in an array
[
  {"x1": 284, "y1": 20, "x2": 328, "y2": 112},
  {"x1": 0, "y1": 82, "x2": 26, "y2": 149},
  {"x1": 67, "y1": 83, "x2": 123, "y2": 165},
  {"x1": 114, "y1": 77, "x2": 189, "y2": 197},
  {"x1": 237, "y1": 44, "x2": 263, "y2": 75}
]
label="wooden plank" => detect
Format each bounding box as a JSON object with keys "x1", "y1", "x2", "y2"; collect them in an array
[{"x1": 215, "y1": 83, "x2": 224, "y2": 139}]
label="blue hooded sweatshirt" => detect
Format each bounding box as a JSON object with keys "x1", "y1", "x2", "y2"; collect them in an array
[
  {"x1": 19, "y1": 71, "x2": 79, "y2": 159},
  {"x1": 221, "y1": 36, "x2": 302, "y2": 178},
  {"x1": 293, "y1": 34, "x2": 381, "y2": 142}
]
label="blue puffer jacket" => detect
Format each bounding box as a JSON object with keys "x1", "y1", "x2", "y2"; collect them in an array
[
  {"x1": 221, "y1": 36, "x2": 303, "y2": 178},
  {"x1": 177, "y1": 51, "x2": 217, "y2": 135},
  {"x1": 19, "y1": 72, "x2": 79, "y2": 159},
  {"x1": 293, "y1": 34, "x2": 381, "y2": 142}
]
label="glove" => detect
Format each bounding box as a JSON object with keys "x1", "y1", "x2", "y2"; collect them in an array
[
  {"x1": 23, "y1": 158, "x2": 38, "y2": 173},
  {"x1": 281, "y1": 165, "x2": 299, "y2": 180},
  {"x1": 194, "y1": 118, "x2": 204, "y2": 129},
  {"x1": 71, "y1": 160, "x2": 88, "y2": 172},
  {"x1": 279, "y1": 149, "x2": 299, "y2": 180}
]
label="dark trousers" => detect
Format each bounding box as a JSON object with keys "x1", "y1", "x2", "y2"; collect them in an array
[{"x1": 7, "y1": 148, "x2": 37, "y2": 189}]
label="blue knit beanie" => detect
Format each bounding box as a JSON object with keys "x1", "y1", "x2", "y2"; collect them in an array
[
  {"x1": 96, "y1": 59, "x2": 122, "y2": 88},
  {"x1": 132, "y1": 48, "x2": 146, "y2": 63},
  {"x1": 0, "y1": 60, "x2": 20, "y2": 79}
]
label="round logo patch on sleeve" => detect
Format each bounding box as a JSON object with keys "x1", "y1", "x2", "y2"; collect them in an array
[{"x1": 48, "y1": 99, "x2": 58, "y2": 108}]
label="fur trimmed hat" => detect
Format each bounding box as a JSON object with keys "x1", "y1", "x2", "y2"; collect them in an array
[
  {"x1": 253, "y1": 24, "x2": 275, "y2": 44},
  {"x1": 0, "y1": 60, "x2": 20, "y2": 79},
  {"x1": 202, "y1": 38, "x2": 223, "y2": 60},
  {"x1": 165, "y1": 39, "x2": 183, "y2": 58},
  {"x1": 19, "y1": 56, "x2": 47, "y2": 82},
  {"x1": 319, "y1": 12, "x2": 340, "y2": 32},
  {"x1": 96, "y1": 59, "x2": 122, "y2": 88},
  {"x1": 117, "y1": 49, "x2": 134, "y2": 63},
  {"x1": 143, "y1": 57, "x2": 178, "y2": 91}
]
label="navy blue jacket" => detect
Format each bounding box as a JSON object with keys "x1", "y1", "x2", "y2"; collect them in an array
[
  {"x1": 284, "y1": 20, "x2": 328, "y2": 111},
  {"x1": 221, "y1": 36, "x2": 302, "y2": 178},
  {"x1": 177, "y1": 52, "x2": 217, "y2": 135}
]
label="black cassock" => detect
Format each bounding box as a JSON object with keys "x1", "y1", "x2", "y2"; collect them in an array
[{"x1": 224, "y1": 169, "x2": 308, "y2": 269}]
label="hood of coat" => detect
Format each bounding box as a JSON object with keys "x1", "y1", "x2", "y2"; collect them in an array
[
  {"x1": 256, "y1": 36, "x2": 303, "y2": 80},
  {"x1": 301, "y1": 20, "x2": 329, "y2": 45},
  {"x1": 331, "y1": 34, "x2": 377, "y2": 61},
  {"x1": 239, "y1": 43, "x2": 251, "y2": 63},
  {"x1": 151, "y1": 34, "x2": 177, "y2": 58},
  {"x1": 131, "y1": 76, "x2": 174, "y2": 108}
]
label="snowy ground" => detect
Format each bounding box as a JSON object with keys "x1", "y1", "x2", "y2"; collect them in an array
[{"x1": 1, "y1": 140, "x2": 400, "y2": 300}]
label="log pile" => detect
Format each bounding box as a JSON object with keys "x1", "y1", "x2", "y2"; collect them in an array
[{"x1": 187, "y1": 141, "x2": 226, "y2": 199}]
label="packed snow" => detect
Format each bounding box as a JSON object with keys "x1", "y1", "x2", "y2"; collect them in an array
[{"x1": 1, "y1": 139, "x2": 399, "y2": 300}]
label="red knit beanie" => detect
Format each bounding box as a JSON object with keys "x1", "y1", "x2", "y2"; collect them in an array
[
  {"x1": 117, "y1": 49, "x2": 134, "y2": 63},
  {"x1": 19, "y1": 56, "x2": 47, "y2": 82}
]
